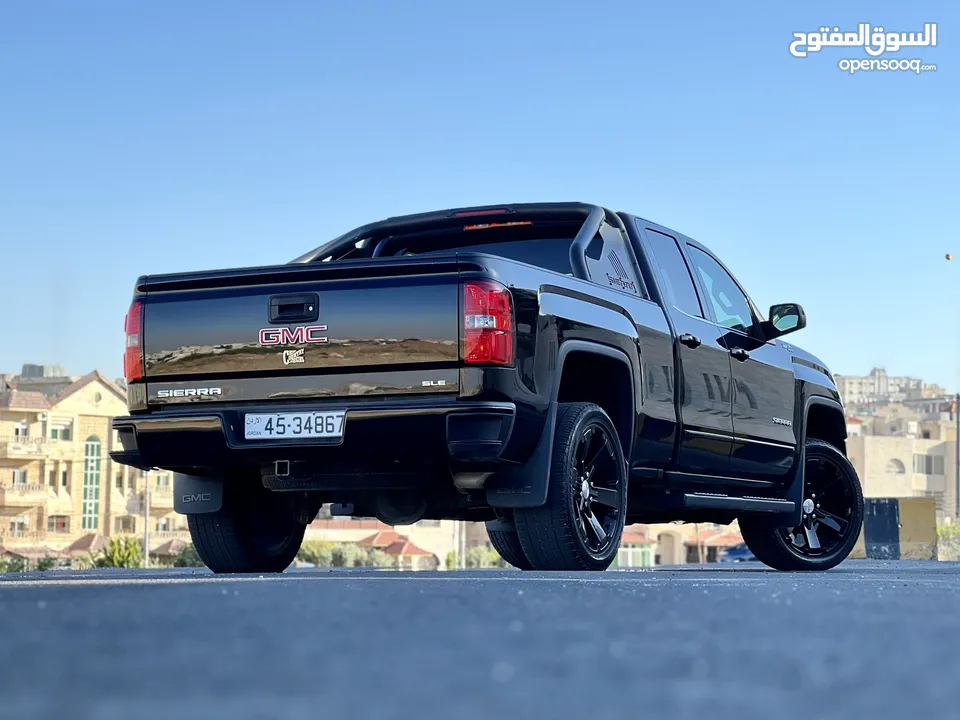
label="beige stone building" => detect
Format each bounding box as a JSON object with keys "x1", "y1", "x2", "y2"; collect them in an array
[
  {"x1": 0, "y1": 371, "x2": 188, "y2": 559},
  {"x1": 835, "y1": 367, "x2": 945, "y2": 406},
  {"x1": 846, "y1": 433, "x2": 956, "y2": 520}
]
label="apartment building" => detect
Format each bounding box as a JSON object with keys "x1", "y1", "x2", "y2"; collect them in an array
[
  {"x1": 0, "y1": 370, "x2": 188, "y2": 557},
  {"x1": 843, "y1": 401, "x2": 958, "y2": 520},
  {"x1": 835, "y1": 367, "x2": 946, "y2": 407}
]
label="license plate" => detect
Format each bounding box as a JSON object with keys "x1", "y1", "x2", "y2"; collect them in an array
[{"x1": 244, "y1": 411, "x2": 346, "y2": 440}]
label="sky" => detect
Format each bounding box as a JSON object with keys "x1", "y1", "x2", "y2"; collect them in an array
[{"x1": 1, "y1": 0, "x2": 957, "y2": 389}]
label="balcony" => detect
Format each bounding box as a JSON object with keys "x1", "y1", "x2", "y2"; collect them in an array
[
  {"x1": 0, "y1": 529, "x2": 47, "y2": 544},
  {"x1": 151, "y1": 530, "x2": 190, "y2": 542},
  {"x1": 148, "y1": 485, "x2": 174, "y2": 510},
  {"x1": 912, "y1": 474, "x2": 945, "y2": 493},
  {"x1": 0, "y1": 436, "x2": 74, "y2": 461},
  {"x1": 0, "y1": 483, "x2": 51, "y2": 506}
]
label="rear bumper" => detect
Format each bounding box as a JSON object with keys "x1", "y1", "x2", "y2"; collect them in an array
[{"x1": 110, "y1": 398, "x2": 519, "y2": 474}]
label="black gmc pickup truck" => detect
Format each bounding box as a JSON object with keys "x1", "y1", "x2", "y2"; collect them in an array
[{"x1": 112, "y1": 202, "x2": 863, "y2": 573}]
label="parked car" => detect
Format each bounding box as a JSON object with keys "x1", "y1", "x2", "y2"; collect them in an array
[
  {"x1": 111, "y1": 202, "x2": 864, "y2": 573},
  {"x1": 719, "y1": 543, "x2": 759, "y2": 563}
]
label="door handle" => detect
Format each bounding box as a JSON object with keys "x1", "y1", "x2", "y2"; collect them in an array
[
  {"x1": 730, "y1": 348, "x2": 750, "y2": 362},
  {"x1": 678, "y1": 333, "x2": 702, "y2": 349},
  {"x1": 268, "y1": 293, "x2": 320, "y2": 324}
]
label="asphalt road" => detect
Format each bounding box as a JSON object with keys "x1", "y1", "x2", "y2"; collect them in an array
[{"x1": 0, "y1": 560, "x2": 957, "y2": 720}]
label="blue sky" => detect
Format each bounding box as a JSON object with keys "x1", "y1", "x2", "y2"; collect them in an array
[{"x1": 1, "y1": 1, "x2": 956, "y2": 389}]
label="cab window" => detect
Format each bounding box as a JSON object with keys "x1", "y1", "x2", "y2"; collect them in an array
[{"x1": 685, "y1": 246, "x2": 754, "y2": 334}]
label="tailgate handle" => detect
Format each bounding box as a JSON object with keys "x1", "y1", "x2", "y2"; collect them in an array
[{"x1": 268, "y1": 293, "x2": 319, "y2": 324}]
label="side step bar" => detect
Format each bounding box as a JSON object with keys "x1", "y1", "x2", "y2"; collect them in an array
[{"x1": 682, "y1": 493, "x2": 795, "y2": 514}]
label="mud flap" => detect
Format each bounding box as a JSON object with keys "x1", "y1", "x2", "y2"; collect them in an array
[
  {"x1": 173, "y1": 473, "x2": 223, "y2": 515},
  {"x1": 486, "y1": 400, "x2": 557, "y2": 509}
]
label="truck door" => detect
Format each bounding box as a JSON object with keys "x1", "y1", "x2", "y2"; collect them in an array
[
  {"x1": 639, "y1": 226, "x2": 734, "y2": 475},
  {"x1": 682, "y1": 243, "x2": 797, "y2": 481}
]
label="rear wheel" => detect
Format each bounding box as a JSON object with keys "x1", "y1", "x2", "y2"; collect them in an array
[
  {"x1": 740, "y1": 438, "x2": 864, "y2": 572},
  {"x1": 188, "y1": 482, "x2": 305, "y2": 574},
  {"x1": 485, "y1": 517, "x2": 534, "y2": 570},
  {"x1": 514, "y1": 402, "x2": 628, "y2": 571}
]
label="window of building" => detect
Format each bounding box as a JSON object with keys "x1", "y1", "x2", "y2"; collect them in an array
[
  {"x1": 11, "y1": 469, "x2": 27, "y2": 486},
  {"x1": 47, "y1": 515, "x2": 70, "y2": 533},
  {"x1": 156, "y1": 473, "x2": 171, "y2": 489},
  {"x1": 115, "y1": 472, "x2": 124, "y2": 491},
  {"x1": 913, "y1": 454, "x2": 945, "y2": 475},
  {"x1": 48, "y1": 470, "x2": 56, "y2": 488},
  {"x1": 641, "y1": 227, "x2": 704, "y2": 318},
  {"x1": 157, "y1": 517, "x2": 172, "y2": 532},
  {"x1": 82, "y1": 436, "x2": 102, "y2": 530},
  {"x1": 51, "y1": 424, "x2": 72, "y2": 441},
  {"x1": 61, "y1": 469, "x2": 69, "y2": 488},
  {"x1": 685, "y1": 246, "x2": 755, "y2": 334},
  {"x1": 885, "y1": 459, "x2": 906, "y2": 474},
  {"x1": 115, "y1": 516, "x2": 136, "y2": 533},
  {"x1": 9, "y1": 517, "x2": 28, "y2": 535},
  {"x1": 14, "y1": 422, "x2": 29, "y2": 438}
]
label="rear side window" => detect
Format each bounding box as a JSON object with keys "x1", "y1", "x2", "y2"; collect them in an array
[
  {"x1": 642, "y1": 227, "x2": 704, "y2": 318},
  {"x1": 416, "y1": 238, "x2": 572, "y2": 275}
]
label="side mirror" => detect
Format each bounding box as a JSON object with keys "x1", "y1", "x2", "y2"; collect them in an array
[{"x1": 765, "y1": 303, "x2": 806, "y2": 339}]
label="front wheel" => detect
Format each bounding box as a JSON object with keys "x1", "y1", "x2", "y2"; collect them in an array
[
  {"x1": 514, "y1": 402, "x2": 628, "y2": 571},
  {"x1": 740, "y1": 438, "x2": 864, "y2": 572}
]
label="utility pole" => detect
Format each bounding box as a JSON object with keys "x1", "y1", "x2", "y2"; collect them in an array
[
  {"x1": 143, "y1": 474, "x2": 150, "y2": 568},
  {"x1": 955, "y1": 392, "x2": 959, "y2": 519}
]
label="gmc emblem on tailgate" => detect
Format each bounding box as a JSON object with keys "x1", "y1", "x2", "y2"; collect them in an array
[{"x1": 259, "y1": 326, "x2": 328, "y2": 345}]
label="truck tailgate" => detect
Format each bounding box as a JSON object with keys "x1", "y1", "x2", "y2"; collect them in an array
[{"x1": 140, "y1": 257, "x2": 462, "y2": 380}]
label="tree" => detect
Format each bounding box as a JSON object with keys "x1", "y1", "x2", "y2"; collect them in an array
[
  {"x1": 938, "y1": 523, "x2": 960, "y2": 561},
  {"x1": 297, "y1": 540, "x2": 335, "y2": 567},
  {"x1": 173, "y1": 544, "x2": 204, "y2": 567},
  {"x1": 35, "y1": 556, "x2": 57, "y2": 572},
  {"x1": 332, "y1": 543, "x2": 369, "y2": 567},
  {"x1": 0, "y1": 556, "x2": 27, "y2": 573},
  {"x1": 466, "y1": 546, "x2": 506, "y2": 569},
  {"x1": 94, "y1": 537, "x2": 144, "y2": 568},
  {"x1": 367, "y1": 548, "x2": 394, "y2": 568},
  {"x1": 297, "y1": 541, "x2": 396, "y2": 568}
]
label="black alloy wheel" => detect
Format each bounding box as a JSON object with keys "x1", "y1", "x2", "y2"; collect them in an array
[
  {"x1": 780, "y1": 450, "x2": 857, "y2": 557},
  {"x1": 514, "y1": 402, "x2": 628, "y2": 571},
  {"x1": 572, "y1": 422, "x2": 623, "y2": 556},
  {"x1": 740, "y1": 438, "x2": 864, "y2": 572}
]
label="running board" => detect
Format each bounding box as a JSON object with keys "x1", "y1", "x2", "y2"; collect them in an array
[{"x1": 682, "y1": 493, "x2": 795, "y2": 513}]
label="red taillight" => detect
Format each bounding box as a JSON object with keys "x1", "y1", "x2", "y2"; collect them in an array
[
  {"x1": 462, "y1": 280, "x2": 514, "y2": 366},
  {"x1": 452, "y1": 208, "x2": 509, "y2": 217},
  {"x1": 124, "y1": 300, "x2": 144, "y2": 382}
]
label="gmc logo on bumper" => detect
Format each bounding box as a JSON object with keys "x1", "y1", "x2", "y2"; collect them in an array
[{"x1": 258, "y1": 325, "x2": 328, "y2": 345}]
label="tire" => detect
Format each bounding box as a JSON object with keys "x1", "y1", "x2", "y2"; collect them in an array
[
  {"x1": 740, "y1": 438, "x2": 864, "y2": 572},
  {"x1": 486, "y1": 518, "x2": 534, "y2": 570},
  {"x1": 514, "y1": 402, "x2": 628, "y2": 571},
  {"x1": 187, "y1": 483, "x2": 305, "y2": 574}
]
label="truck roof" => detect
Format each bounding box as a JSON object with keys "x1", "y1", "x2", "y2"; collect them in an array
[{"x1": 290, "y1": 202, "x2": 618, "y2": 264}]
